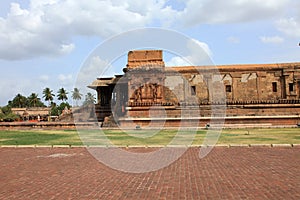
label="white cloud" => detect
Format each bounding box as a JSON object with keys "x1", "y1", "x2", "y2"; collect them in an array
[
  {"x1": 0, "y1": 0, "x2": 296, "y2": 61},
  {"x1": 0, "y1": 75, "x2": 50, "y2": 106},
  {"x1": 166, "y1": 38, "x2": 213, "y2": 66},
  {"x1": 75, "y1": 56, "x2": 117, "y2": 96},
  {"x1": 166, "y1": 56, "x2": 190, "y2": 66},
  {"x1": 0, "y1": 70, "x2": 79, "y2": 106},
  {"x1": 185, "y1": 39, "x2": 213, "y2": 65},
  {"x1": 276, "y1": 17, "x2": 300, "y2": 38},
  {"x1": 0, "y1": 0, "x2": 176, "y2": 60},
  {"x1": 180, "y1": 0, "x2": 290, "y2": 26},
  {"x1": 260, "y1": 36, "x2": 284, "y2": 44},
  {"x1": 38, "y1": 75, "x2": 49, "y2": 82},
  {"x1": 60, "y1": 43, "x2": 75, "y2": 55},
  {"x1": 0, "y1": 78, "x2": 28, "y2": 105},
  {"x1": 57, "y1": 74, "x2": 74, "y2": 89}
]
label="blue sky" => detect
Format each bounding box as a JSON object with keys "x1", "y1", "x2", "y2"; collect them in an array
[{"x1": 0, "y1": 0, "x2": 299, "y2": 106}]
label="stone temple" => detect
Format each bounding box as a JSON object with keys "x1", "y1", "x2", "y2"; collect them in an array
[{"x1": 88, "y1": 50, "x2": 300, "y2": 127}]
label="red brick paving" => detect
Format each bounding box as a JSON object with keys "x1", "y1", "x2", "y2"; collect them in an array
[{"x1": 0, "y1": 147, "x2": 299, "y2": 199}]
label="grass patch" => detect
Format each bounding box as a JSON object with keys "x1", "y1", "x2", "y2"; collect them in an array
[
  {"x1": 217, "y1": 128, "x2": 300, "y2": 144},
  {"x1": 0, "y1": 130, "x2": 82, "y2": 145},
  {"x1": 78, "y1": 129, "x2": 180, "y2": 146},
  {"x1": 0, "y1": 128, "x2": 299, "y2": 146}
]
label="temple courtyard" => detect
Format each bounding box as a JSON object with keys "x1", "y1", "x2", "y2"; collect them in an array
[{"x1": 0, "y1": 146, "x2": 299, "y2": 199}]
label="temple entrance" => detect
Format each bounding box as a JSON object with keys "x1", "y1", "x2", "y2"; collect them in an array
[
  {"x1": 111, "y1": 83, "x2": 128, "y2": 118},
  {"x1": 99, "y1": 86, "x2": 113, "y2": 107}
]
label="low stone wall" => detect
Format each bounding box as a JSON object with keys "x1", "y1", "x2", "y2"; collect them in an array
[
  {"x1": 0, "y1": 122, "x2": 100, "y2": 130},
  {"x1": 118, "y1": 115, "x2": 300, "y2": 128},
  {"x1": 1, "y1": 115, "x2": 299, "y2": 129},
  {"x1": 126, "y1": 103, "x2": 300, "y2": 118}
]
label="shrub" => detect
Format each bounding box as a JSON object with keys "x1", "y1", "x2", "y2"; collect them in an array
[{"x1": 3, "y1": 113, "x2": 20, "y2": 122}]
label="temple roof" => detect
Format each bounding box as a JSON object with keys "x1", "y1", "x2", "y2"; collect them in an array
[
  {"x1": 88, "y1": 61, "x2": 300, "y2": 89},
  {"x1": 88, "y1": 78, "x2": 114, "y2": 89},
  {"x1": 166, "y1": 62, "x2": 300, "y2": 73},
  {"x1": 88, "y1": 75, "x2": 124, "y2": 89},
  {"x1": 11, "y1": 107, "x2": 50, "y2": 116}
]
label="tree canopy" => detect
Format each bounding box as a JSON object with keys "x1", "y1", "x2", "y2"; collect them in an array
[
  {"x1": 27, "y1": 93, "x2": 45, "y2": 107},
  {"x1": 7, "y1": 93, "x2": 45, "y2": 108},
  {"x1": 1, "y1": 87, "x2": 99, "y2": 122},
  {"x1": 43, "y1": 88, "x2": 55, "y2": 106},
  {"x1": 57, "y1": 88, "x2": 68, "y2": 102},
  {"x1": 83, "y1": 92, "x2": 96, "y2": 105},
  {"x1": 71, "y1": 88, "x2": 82, "y2": 106}
]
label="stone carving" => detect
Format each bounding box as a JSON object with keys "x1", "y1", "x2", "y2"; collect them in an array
[
  {"x1": 152, "y1": 84, "x2": 158, "y2": 101},
  {"x1": 134, "y1": 87, "x2": 142, "y2": 102}
]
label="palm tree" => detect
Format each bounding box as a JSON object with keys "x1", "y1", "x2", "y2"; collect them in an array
[
  {"x1": 57, "y1": 88, "x2": 68, "y2": 102},
  {"x1": 11, "y1": 94, "x2": 27, "y2": 108},
  {"x1": 71, "y1": 88, "x2": 82, "y2": 106},
  {"x1": 43, "y1": 88, "x2": 55, "y2": 106},
  {"x1": 83, "y1": 92, "x2": 96, "y2": 105},
  {"x1": 28, "y1": 93, "x2": 40, "y2": 107}
]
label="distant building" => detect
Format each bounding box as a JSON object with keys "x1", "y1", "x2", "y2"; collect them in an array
[
  {"x1": 89, "y1": 50, "x2": 300, "y2": 127},
  {"x1": 11, "y1": 107, "x2": 50, "y2": 121}
]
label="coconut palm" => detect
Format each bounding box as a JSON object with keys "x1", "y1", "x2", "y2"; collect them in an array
[
  {"x1": 28, "y1": 93, "x2": 40, "y2": 107},
  {"x1": 71, "y1": 88, "x2": 82, "y2": 106},
  {"x1": 43, "y1": 88, "x2": 55, "y2": 106},
  {"x1": 57, "y1": 88, "x2": 68, "y2": 102},
  {"x1": 83, "y1": 92, "x2": 96, "y2": 105},
  {"x1": 10, "y1": 94, "x2": 27, "y2": 108}
]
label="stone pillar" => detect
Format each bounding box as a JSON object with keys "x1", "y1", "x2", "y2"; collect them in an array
[
  {"x1": 256, "y1": 76, "x2": 260, "y2": 100},
  {"x1": 297, "y1": 81, "x2": 300, "y2": 99},
  {"x1": 97, "y1": 88, "x2": 101, "y2": 105},
  {"x1": 230, "y1": 72, "x2": 241, "y2": 101},
  {"x1": 203, "y1": 74, "x2": 212, "y2": 102}
]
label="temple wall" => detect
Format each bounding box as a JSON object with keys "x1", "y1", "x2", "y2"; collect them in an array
[
  {"x1": 125, "y1": 103, "x2": 300, "y2": 118},
  {"x1": 119, "y1": 116, "x2": 300, "y2": 128},
  {"x1": 164, "y1": 75, "x2": 184, "y2": 103},
  {"x1": 168, "y1": 68, "x2": 300, "y2": 103},
  {"x1": 89, "y1": 50, "x2": 300, "y2": 126}
]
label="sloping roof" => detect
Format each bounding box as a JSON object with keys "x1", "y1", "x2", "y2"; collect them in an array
[
  {"x1": 166, "y1": 62, "x2": 300, "y2": 73},
  {"x1": 88, "y1": 78, "x2": 114, "y2": 89},
  {"x1": 11, "y1": 107, "x2": 51, "y2": 116},
  {"x1": 88, "y1": 75, "x2": 124, "y2": 89}
]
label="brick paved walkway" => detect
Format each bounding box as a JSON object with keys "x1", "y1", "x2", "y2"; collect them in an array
[{"x1": 0, "y1": 147, "x2": 299, "y2": 199}]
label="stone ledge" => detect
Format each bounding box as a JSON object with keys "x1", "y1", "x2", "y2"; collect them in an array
[
  {"x1": 248, "y1": 144, "x2": 272, "y2": 147},
  {"x1": 228, "y1": 144, "x2": 250, "y2": 147},
  {"x1": 271, "y1": 144, "x2": 293, "y2": 147},
  {"x1": 1, "y1": 144, "x2": 299, "y2": 148}
]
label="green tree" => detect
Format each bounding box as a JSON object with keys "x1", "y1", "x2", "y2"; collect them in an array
[
  {"x1": 3, "y1": 113, "x2": 20, "y2": 122},
  {"x1": 0, "y1": 106, "x2": 19, "y2": 122},
  {"x1": 50, "y1": 102, "x2": 57, "y2": 116},
  {"x1": 50, "y1": 102, "x2": 71, "y2": 116},
  {"x1": 71, "y1": 88, "x2": 82, "y2": 106},
  {"x1": 57, "y1": 88, "x2": 68, "y2": 102},
  {"x1": 9, "y1": 94, "x2": 27, "y2": 108},
  {"x1": 83, "y1": 92, "x2": 96, "y2": 105},
  {"x1": 43, "y1": 88, "x2": 55, "y2": 106},
  {"x1": 0, "y1": 107, "x2": 5, "y2": 122},
  {"x1": 50, "y1": 105, "x2": 59, "y2": 116},
  {"x1": 28, "y1": 93, "x2": 45, "y2": 107},
  {"x1": 1, "y1": 105, "x2": 12, "y2": 115}
]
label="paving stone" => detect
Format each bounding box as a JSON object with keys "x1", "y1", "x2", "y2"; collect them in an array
[{"x1": 0, "y1": 147, "x2": 299, "y2": 199}]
